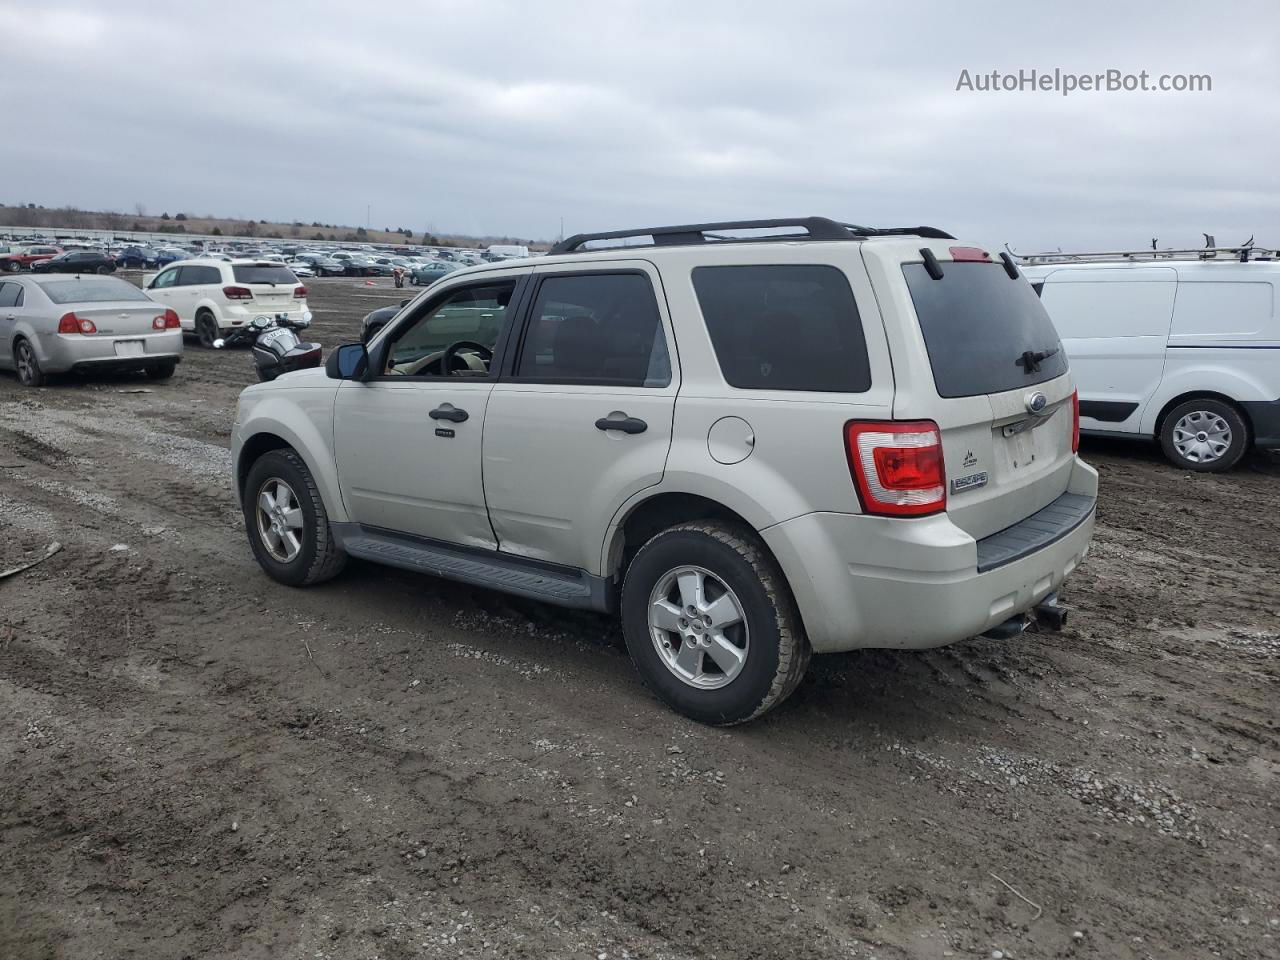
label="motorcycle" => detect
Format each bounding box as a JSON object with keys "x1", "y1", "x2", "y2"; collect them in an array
[{"x1": 213, "y1": 313, "x2": 323, "y2": 382}]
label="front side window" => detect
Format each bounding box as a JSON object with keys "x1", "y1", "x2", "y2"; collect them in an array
[
  {"x1": 383, "y1": 280, "x2": 517, "y2": 378},
  {"x1": 516, "y1": 273, "x2": 670, "y2": 387},
  {"x1": 151, "y1": 268, "x2": 179, "y2": 289},
  {"x1": 692, "y1": 264, "x2": 871, "y2": 392}
]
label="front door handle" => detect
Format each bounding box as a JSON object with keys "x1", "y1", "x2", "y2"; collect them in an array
[
  {"x1": 430, "y1": 405, "x2": 469, "y2": 423},
  {"x1": 595, "y1": 415, "x2": 647, "y2": 434}
]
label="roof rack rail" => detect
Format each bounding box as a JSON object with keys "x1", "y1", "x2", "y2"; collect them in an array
[
  {"x1": 1008, "y1": 240, "x2": 1277, "y2": 265},
  {"x1": 550, "y1": 217, "x2": 953, "y2": 254}
]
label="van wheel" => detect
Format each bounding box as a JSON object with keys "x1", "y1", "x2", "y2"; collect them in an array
[
  {"x1": 196, "y1": 312, "x2": 220, "y2": 348},
  {"x1": 243, "y1": 449, "x2": 347, "y2": 586},
  {"x1": 1160, "y1": 398, "x2": 1248, "y2": 472},
  {"x1": 621, "y1": 521, "x2": 810, "y2": 725}
]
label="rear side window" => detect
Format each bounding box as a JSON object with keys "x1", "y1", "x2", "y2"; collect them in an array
[
  {"x1": 516, "y1": 273, "x2": 671, "y2": 387},
  {"x1": 691, "y1": 264, "x2": 871, "y2": 392},
  {"x1": 0, "y1": 282, "x2": 19, "y2": 308},
  {"x1": 36, "y1": 277, "x2": 149, "y2": 304},
  {"x1": 232, "y1": 264, "x2": 297, "y2": 285},
  {"x1": 903, "y1": 262, "x2": 1067, "y2": 398},
  {"x1": 179, "y1": 265, "x2": 222, "y2": 285}
]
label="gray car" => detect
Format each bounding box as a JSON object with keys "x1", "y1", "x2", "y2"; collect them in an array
[{"x1": 0, "y1": 274, "x2": 183, "y2": 386}]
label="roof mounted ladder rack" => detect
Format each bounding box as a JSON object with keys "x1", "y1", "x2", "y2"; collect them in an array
[
  {"x1": 1008, "y1": 239, "x2": 1276, "y2": 265},
  {"x1": 550, "y1": 217, "x2": 954, "y2": 254}
]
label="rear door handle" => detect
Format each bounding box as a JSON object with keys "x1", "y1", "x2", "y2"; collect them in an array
[
  {"x1": 595, "y1": 415, "x2": 647, "y2": 434},
  {"x1": 430, "y1": 405, "x2": 469, "y2": 423}
]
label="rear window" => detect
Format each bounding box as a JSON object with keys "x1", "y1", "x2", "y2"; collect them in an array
[
  {"x1": 903, "y1": 262, "x2": 1067, "y2": 398},
  {"x1": 232, "y1": 264, "x2": 297, "y2": 285},
  {"x1": 36, "y1": 277, "x2": 149, "y2": 304},
  {"x1": 691, "y1": 264, "x2": 871, "y2": 392}
]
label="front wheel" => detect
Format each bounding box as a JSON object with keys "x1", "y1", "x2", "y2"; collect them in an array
[
  {"x1": 621, "y1": 521, "x2": 810, "y2": 725},
  {"x1": 1159, "y1": 398, "x2": 1248, "y2": 472},
  {"x1": 243, "y1": 449, "x2": 347, "y2": 586}
]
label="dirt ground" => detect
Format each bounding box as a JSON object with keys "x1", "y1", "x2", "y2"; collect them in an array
[{"x1": 1, "y1": 275, "x2": 1277, "y2": 960}]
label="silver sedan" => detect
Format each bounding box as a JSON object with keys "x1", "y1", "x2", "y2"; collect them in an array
[{"x1": 0, "y1": 274, "x2": 183, "y2": 386}]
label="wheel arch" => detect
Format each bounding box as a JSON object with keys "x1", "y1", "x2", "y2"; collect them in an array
[
  {"x1": 234, "y1": 416, "x2": 348, "y2": 523},
  {"x1": 1153, "y1": 390, "x2": 1253, "y2": 444}
]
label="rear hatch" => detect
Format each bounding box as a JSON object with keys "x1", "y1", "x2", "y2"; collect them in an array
[
  {"x1": 870, "y1": 243, "x2": 1077, "y2": 541},
  {"x1": 232, "y1": 262, "x2": 302, "y2": 311}
]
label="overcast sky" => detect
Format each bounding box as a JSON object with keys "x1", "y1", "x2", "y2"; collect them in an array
[{"x1": 3, "y1": 1, "x2": 1277, "y2": 250}]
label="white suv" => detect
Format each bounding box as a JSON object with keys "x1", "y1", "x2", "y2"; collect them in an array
[
  {"x1": 231, "y1": 217, "x2": 1097, "y2": 724},
  {"x1": 144, "y1": 258, "x2": 312, "y2": 347}
]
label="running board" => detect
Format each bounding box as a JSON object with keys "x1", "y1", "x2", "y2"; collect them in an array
[{"x1": 331, "y1": 523, "x2": 613, "y2": 612}]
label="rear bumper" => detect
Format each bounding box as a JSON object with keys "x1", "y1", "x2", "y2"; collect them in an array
[
  {"x1": 762, "y1": 457, "x2": 1099, "y2": 653},
  {"x1": 36, "y1": 331, "x2": 184, "y2": 373},
  {"x1": 1241, "y1": 398, "x2": 1280, "y2": 449}
]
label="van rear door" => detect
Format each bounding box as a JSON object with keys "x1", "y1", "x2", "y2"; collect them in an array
[{"x1": 866, "y1": 243, "x2": 1078, "y2": 541}]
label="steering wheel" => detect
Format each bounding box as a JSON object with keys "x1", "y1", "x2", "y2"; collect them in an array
[{"x1": 439, "y1": 340, "x2": 493, "y2": 375}]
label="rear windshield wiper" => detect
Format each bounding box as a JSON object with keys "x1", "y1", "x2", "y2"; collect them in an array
[{"x1": 1016, "y1": 346, "x2": 1060, "y2": 373}]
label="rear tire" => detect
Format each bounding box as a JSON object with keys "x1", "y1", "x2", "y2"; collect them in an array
[
  {"x1": 145, "y1": 360, "x2": 178, "y2": 380},
  {"x1": 620, "y1": 521, "x2": 810, "y2": 725},
  {"x1": 5, "y1": 261, "x2": 19, "y2": 273},
  {"x1": 96, "y1": 265, "x2": 109, "y2": 274},
  {"x1": 13, "y1": 338, "x2": 46, "y2": 387},
  {"x1": 243, "y1": 449, "x2": 347, "y2": 587},
  {"x1": 196, "y1": 312, "x2": 220, "y2": 348},
  {"x1": 1159, "y1": 398, "x2": 1248, "y2": 472}
]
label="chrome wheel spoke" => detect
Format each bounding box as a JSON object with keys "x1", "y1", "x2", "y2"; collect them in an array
[
  {"x1": 673, "y1": 638, "x2": 704, "y2": 678},
  {"x1": 676, "y1": 571, "x2": 706, "y2": 611},
  {"x1": 258, "y1": 489, "x2": 277, "y2": 513},
  {"x1": 648, "y1": 564, "x2": 750, "y2": 690},
  {"x1": 256, "y1": 477, "x2": 303, "y2": 563},
  {"x1": 704, "y1": 592, "x2": 742, "y2": 629},
  {"x1": 281, "y1": 506, "x2": 303, "y2": 530}
]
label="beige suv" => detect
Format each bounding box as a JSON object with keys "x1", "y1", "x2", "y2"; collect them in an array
[{"x1": 231, "y1": 217, "x2": 1097, "y2": 724}]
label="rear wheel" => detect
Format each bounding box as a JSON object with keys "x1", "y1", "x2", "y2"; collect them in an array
[
  {"x1": 96, "y1": 265, "x2": 110, "y2": 274},
  {"x1": 243, "y1": 449, "x2": 346, "y2": 586},
  {"x1": 621, "y1": 521, "x2": 810, "y2": 725},
  {"x1": 196, "y1": 312, "x2": 220, "y2": 348},
  {"x1": 1159, "y1": 398, "x2": 1248, "y2": 472},
  {"x1": 145, "y1": 360, "x2": 177, "y2": 380},
  {"x1": 13, "y1": 338, "x2": 46, "y2": 387},
  {"x1": 6, "y1": 261, "x2": 20, "y2": 272}
]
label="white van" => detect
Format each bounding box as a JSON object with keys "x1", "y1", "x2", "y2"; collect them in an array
[{"x1": 1022, "y1": 250, "x2": 1280, "y2": 471}]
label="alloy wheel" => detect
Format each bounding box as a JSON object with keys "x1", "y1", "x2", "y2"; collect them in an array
[
  {"x1": 647, "y1": 565, "x2": 750, "y2": 689},
  {"x1": 256, "y1": 478, "x2": 304, "y2": 562}
]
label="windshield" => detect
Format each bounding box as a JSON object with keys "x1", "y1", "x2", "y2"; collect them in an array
[
  {"x1": 902, "y1": 262, "x2": 1068, "y2": 398},
  {"x1": 232, "y1": 264, "x2": 298, "y2": 285},
  {"x1": 37, "y1": 277, "x2": 151, "y2": 304}
]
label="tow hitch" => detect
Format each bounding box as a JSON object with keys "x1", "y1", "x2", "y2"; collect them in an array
[{"x1": 981, "y1": 593, "x2": 1069, "y2": 640}]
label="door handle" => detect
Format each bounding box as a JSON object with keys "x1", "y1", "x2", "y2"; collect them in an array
[
  {"x1": 595, "y1": 415, "x2": 647, "y2": 435},
  {"x1": 429, "y1": 405, "x2": 469, "y2": 423}
]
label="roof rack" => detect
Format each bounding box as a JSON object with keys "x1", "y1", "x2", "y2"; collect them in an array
[
  {"x1": 1009, "y1": 237, "x2": 1277, "y2": 265},
  {"x1": 549, "y1": 217, "x2": 954, "y2": 254}
]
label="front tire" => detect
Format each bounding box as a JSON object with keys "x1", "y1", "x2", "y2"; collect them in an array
[
  {"x1": 13, "y1": 338, "x2": 46, "y2": 387},
  {"x1": 621, "y1": 521, "x2": 810, "y2": 725},
  {"x1": 243, "y1": 449, "x2": 347, "y2": 587},
  {"x1": 1159, "y1": 398, "x2": 1248, "y2": 472}
]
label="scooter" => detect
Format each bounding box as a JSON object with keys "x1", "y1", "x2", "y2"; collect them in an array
[{"x1": 213, "y1": 314, "x2": 323, "y2": 382}]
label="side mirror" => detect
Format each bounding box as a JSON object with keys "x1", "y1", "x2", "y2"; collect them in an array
[{"x1": 326, "y1": 341, "x2": 369, "y2": 380}]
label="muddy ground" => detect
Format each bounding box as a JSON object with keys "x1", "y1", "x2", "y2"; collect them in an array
[{"x1": 1, "y1": 275, "x2": 1277, "y2": 960}]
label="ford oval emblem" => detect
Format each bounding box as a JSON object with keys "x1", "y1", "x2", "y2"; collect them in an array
[{"x1": 1026, "y1": 391, "x2": 1049, "y2": 415}]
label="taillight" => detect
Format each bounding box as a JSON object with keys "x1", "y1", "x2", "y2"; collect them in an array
[
  {"x1": 293, "y1": 285, "x2": 307, "y2": 299},
  {"x1": 845, "y1": 421, "x2": 946, "y2": 517},
  {"x1": 57, "y1": 312, "x2": 97, "y2": 334},
  {"x1": 153, "y1": 309, "x2": 181, "y2": 330},
  {"x1": 222, "y1": 285, "x2": 253, "y2": 300},
  {"x1": 948, "y1": 246, "x2": 992, "y2": 262},
  {"x1": 1071, "y1": 390, "x2": 1080, "y2": 453}
]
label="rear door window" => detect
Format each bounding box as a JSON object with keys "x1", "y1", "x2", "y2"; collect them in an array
[
  {"x1": 902, "y1": 262, "x2": 1067, "y2": 398},
  {"x1": 692, "y1": 264, "x2": 871, "y2": 392},
  {"x1": 516, "y1": 272, "x2": 671, "y2": 387},
  {"x1": 0, "y1": 282, "x2": 19, "y2": 308}
]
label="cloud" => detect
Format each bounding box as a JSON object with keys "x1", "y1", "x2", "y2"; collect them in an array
[{"x1": 1, "y1": 0, "x2": 1277, "y2": 248}]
